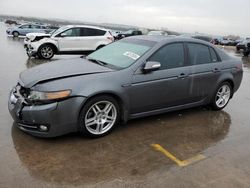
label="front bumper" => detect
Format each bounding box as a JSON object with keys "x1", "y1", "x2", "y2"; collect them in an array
[
  {"x1": 26, "y1": 47, "x2": 37, "y2": 57},
  {"x1": 8, "y1": 87, "x2": 86, "y2": 137}
]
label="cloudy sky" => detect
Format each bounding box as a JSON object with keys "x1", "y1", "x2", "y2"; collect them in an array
[{"x1": 0, "y1": 0, "x2": 249, "y2": 37}]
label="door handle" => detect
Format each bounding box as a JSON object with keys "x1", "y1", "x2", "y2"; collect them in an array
[
  {"x1": 178, "y1": 73, "x2": 189, "y2": 79},
  {"x1": 213, "y1": 68, "x2": 221, "y2": 73}
]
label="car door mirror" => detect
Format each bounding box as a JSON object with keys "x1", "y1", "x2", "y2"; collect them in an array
[
  {"x1": 60, "y1": 33, "x2": 67, "y2": 37},
  {"x1": 143, "y1": 61, "x2": 161, "y2": 73}
]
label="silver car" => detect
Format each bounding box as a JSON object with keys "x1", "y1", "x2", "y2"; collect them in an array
[{"x1": 8, "y1": 36, "x2": 243, "y2": 138}]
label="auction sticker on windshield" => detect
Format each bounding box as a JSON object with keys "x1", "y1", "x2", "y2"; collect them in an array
[{"x1": 123, "y1": 51, "x2": 140, "y2": 60}]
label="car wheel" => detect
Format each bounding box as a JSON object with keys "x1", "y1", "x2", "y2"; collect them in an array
[
  {"x1": 79, "y1": 95, "x2": 120, "y2": 138},
  {"x1": 38, "y1": 44, "x2": 55, "y2": 59},
  {"x1": 12, "y1": 31, "x2": 19, "y2": 37},
  {"x1": 211, "y1": 82, "x2": 232, "y2": 111}
]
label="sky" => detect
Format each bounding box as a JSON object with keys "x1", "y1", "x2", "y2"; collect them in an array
[{"x1": 0, "y1": 0, "x2": 249, "y2": 37}]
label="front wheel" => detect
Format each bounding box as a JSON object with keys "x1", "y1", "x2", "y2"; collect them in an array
[
  {"x1": 79, "y1": 95, "x2": 120, "y2": 138},
  {"x1": 12, "y1": 31, "x2": 19, "y2": 37},
  {"x1": 211, "y1": 82, "x2": 232, "y2": 111},
  {"x1": 38, "y1": 44, "x2": 55, "y2": 59}
]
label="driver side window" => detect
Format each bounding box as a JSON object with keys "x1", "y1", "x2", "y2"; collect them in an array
[
  {"x1": 60, "y1": 28, "x2": 81, "y2": 37},
  {"x1": 148, "y1": 43, "x2": 185, "y2": 70}
]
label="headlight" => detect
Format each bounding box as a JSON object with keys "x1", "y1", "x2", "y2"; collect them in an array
[{"x1": 28, "y1": 90, "x2": 71, "y2": 101}]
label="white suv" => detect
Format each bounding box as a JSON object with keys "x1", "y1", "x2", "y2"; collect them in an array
[{"x1": 25, "y1": 25, "x2": 114, "y2": 59}]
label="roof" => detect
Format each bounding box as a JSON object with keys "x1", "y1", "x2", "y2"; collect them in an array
[
  {"x1": 125, "y1": 35, "x2": 214, "y2": 46},
  {"x1": 65, "y1": 25, "x2": 108, "y2": 31}
]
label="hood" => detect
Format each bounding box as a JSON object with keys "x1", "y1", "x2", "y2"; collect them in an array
[
  {"x1": 26, "y1": 33, "x2": 51, "y2": 41},
  {"x1": 19, "y1": 58, "x2": 113, "y2": 88},
  {"x1": 26, "y1": 33, "x2": 50, "y2": 38}
]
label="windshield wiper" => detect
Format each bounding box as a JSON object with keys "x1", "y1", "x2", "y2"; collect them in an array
[{"x1": 87, "y1": 58, "x2": 107, "y2": 66}]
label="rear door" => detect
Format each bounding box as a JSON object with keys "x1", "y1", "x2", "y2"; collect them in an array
[
  {"x1": 80, "y1": 28, "x2": 107, "y2": 51},
  {"x1": 129, "y1": 42, "x2": 192, "y2": 114},
  {"x1": 186, "y1": 42, "x2": 222, "y2": 102}
]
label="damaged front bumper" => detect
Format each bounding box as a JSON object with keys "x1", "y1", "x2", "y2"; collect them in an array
[{"x1": 8, "y1": 84, "x2": 86, "y2": 137}]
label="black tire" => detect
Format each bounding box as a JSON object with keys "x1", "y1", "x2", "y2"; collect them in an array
[
  {"x1": 79, "y1": 95, "x2": 120, "y2": 138},
  {"x1": 37, "y1": 44, "x2": 55, "y2": 59},
  {"x1": 12, "y1": 31, "x2": 19, "y2": 38},
  {"x1": 211, "y1": 82, "x2": 232, "y2": 111}
]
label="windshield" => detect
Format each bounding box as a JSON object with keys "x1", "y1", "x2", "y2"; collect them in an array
[
  {"x1": 87, "y1": 40, "x2": 153, "y2": 68},
  {"x1": 51, "y1": 26, "x2": 70, "y2": 37}
]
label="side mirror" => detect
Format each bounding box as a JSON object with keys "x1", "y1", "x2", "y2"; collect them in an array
[
  {"x1": 60, "y1": 33, "x2": 67, "y2": 37},
  {"x1": 143, "y1": 61, "x2": 161, "y2": 73}
]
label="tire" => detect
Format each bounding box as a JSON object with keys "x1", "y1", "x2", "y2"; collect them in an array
[
  {"x1": 37, "y1": 44, "x2": 55, "y2": 59},
  {"x1": 12, "y1": 31, "x2": 19, "y2": 38},
  {"x1": 79, "y1": 95, "x2": 120, "y2": 138},
  {"x1": 211, "y1": 82, "x2": 232, "y2": 111}
]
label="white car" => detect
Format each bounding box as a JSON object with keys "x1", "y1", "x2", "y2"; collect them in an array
[{"x1": 25, "y1": 25, "x2": 114, "y2": 59}]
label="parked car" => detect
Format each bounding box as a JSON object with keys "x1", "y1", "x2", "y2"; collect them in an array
[
  {"x1": 5, "y1": 19, "x2": 18, "y2": 25},
  {"x1": 243, "y1": 42, "x2": 250, "y2": 57},
  {"x1": 6, "y1": 23, "x2": 55, "y2": 37},
  {"x1": 8, "y1": 36, "x2": 243, "y2": 138},
  {"x1": 116, "y1": 30, "x2": 142, "y2": 40},
  {"x1": 236, "y1": 39, "x2": 250, "y2": 51},
  {"x1": 220, "y1": 39, "x2": 238, "y2": 46},
  {"x1": 148, "y1": 30, "x2": 166, "y2": 36},
  {"x1": 210, "y1": 38, "x2": 220, "y2": 45},
  {"x1": 25, "y1": 25, "x2": 114, "y2": 59}
]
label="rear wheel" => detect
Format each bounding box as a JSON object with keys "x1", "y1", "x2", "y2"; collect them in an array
[
  {"x1": 38, "y1": 44, "x2": 55, "y2": 59},
  {"x1": 79, "y1": 95, "x2": 120, "y2": 138},
  {"x1": 12, "y1": 31, "x2": 19, "y2": 37},
  {"x1": 211, "y1": 82, "x2": 232, "y2": 110}
]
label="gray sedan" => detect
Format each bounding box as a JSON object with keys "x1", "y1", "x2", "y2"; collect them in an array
[{"x1": 8, "y1": 36, "x2": 243, "y2": 138}]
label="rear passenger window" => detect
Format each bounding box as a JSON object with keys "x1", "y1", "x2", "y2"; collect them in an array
[
  {"x1": 81, "y1": 28, "x2": 106, "y2": 36},
  {"x1": 149, "y1": 43, "x2": 185, "y2": 70},
  {"x1": 210, "y1": 47, "x2": 219, "y2": 62},
  {"x1": 187, "y1": 43, "x2": 211, "y2": 65}
]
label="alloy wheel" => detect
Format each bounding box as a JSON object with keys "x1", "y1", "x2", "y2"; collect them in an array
[
  {"x1": 84, "y1": 101, "x2": 117, "y2": 135},
  {"x1": 215, "y1": 85, "x2": 231, "y2": 108},
  {"x1": 41, "y1": 46, "x2": 53, "y2": 59}
]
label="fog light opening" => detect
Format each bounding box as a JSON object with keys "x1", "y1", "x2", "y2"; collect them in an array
[{"x1": 39, "y1": 125, "x2": 48, "y2": 132}]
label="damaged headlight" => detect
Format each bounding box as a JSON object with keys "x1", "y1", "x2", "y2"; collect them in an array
[{"x1": 28, "y1": 90, "x2": 71, "y2": 101}]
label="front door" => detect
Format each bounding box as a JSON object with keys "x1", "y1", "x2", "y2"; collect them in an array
[
  {"x1": 57, "y1": 28, "x2": 82, "y2": 51},
  {"x1": 129, "y1": 43, "x2": 191, "y2": 114}
]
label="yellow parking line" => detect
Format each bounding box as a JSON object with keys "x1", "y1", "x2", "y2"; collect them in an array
[{"x1": 151, "y1": 144, "x2": 206, "y2": 167}]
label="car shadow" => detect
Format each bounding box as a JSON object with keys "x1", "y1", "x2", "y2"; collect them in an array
[{"x1": 11, "y1": 107, "x2": 231, "y2": 185}]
